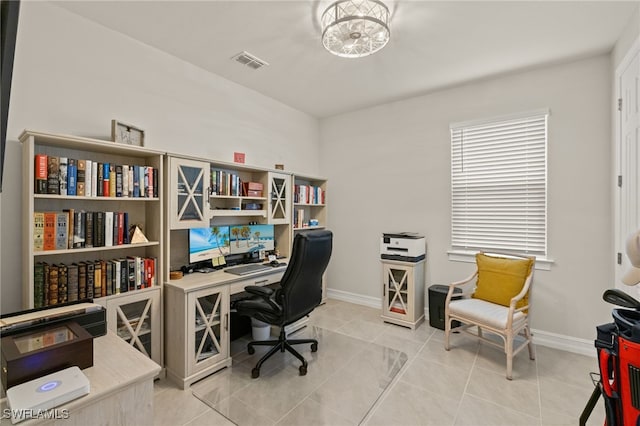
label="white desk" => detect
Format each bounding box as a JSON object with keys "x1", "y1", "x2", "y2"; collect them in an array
[
  {"x1": 0, "y1": 331, "x2": 161, "y2": 425},
  {"x1": 164, "y1": 263, "x2": 287, "y2": 389}
]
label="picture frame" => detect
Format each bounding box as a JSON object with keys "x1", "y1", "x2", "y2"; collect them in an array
[{"x1": 111, "y1": 120, "x2": 145, "y2": 146}]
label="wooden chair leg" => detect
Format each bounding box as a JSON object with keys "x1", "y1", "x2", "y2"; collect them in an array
[
  {"x1": 444, "y1": 317, "x2": 451, "y2": 351},
  {"x1": 525, "y1": 325, "x2": 535, "y2": 360},
  {"x1": 506, "y1": 334, "x2": 513, "y2": 380}
]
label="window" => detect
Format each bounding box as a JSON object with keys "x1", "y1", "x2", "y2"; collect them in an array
[{"x1": 450, "y1": 110, "x2": 548, "y2": 256}]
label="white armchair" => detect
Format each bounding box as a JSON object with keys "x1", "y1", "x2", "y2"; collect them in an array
[{"x1": 444, "y1": 252, "x2": 535, "y2": 380}]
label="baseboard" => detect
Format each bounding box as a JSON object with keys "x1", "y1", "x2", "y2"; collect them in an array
[
  {"x1": 530, "y1": 329, "x2": 595, "y2": 357},
  {"x1": 326, "y1": 288, "x2": 596, "y2": 358}
]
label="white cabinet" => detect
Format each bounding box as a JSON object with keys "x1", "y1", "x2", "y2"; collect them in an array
[
  {"x1": 103, "y1": 287, "x2": 162, "y2": 366},
  {"x1": 381, "y1": 259, "x2": 425, "y2": 329},
  {"x1": 267, "y1": 172, "x2": 291, "y2": 225},
  {"x1": 164, "y1": 282, "x2": 230, "y2": 389},
  {"x1": 168, "y1": 156, "x2": 209, "y2": 229}
]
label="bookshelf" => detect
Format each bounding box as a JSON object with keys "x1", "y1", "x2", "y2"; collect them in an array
[{"x1": 20, "y1": 130, "x2": 164, "y2": 366}]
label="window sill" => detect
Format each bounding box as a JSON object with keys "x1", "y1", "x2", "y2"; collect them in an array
[{"x1": 447, "y1": 250, "x2": 554, "y2": 271}]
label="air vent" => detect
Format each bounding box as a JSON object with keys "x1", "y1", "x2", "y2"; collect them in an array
[{"x1": 231, "y1": 51, "x2": 269, "y2": 70}]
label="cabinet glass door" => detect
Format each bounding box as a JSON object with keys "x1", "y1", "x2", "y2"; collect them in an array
[
  {"x1": 169, "y1": 157, "x2": 209, "y2": 229},
  {"x1": 193, "y1": 292, "x2": 223, "y2": 366},
  {"x1": 268, "y1": 172, "x2": 291, "y2": 224},
  {"x1": 383, "y1": 264, "x2": 413, "y2": 318},
  {"x1": 115, "y1": 298, "x2": 154, "y2": 358}
]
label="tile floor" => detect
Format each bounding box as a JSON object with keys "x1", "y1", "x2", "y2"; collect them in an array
[{"x1": 153, "y1": 298, "x2": 605, "y2": 426}]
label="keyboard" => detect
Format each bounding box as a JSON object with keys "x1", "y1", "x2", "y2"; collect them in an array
[{"x1": 224, "y1": 263, "x2": 272, "y2": 276}]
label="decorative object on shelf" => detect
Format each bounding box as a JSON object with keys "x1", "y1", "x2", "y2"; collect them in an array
[
  {"x1": 321, "y1": 0, "x2": 390, "y2": 58},
  {"x1": 233, "y1": 152, "x2": 245, "y2": 164},
  {"x1": 275, "y1": 164, "x2": 284, "y2": 170},
  {"x1": 111, "y1": 120, "x2": 145, "y2": 146},
  {"x1": 129, "y1": 225, "x2": 149, "y2": 243}
]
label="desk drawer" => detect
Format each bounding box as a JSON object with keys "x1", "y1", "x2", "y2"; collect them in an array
[{"x1": 229, "y1": 271, "x2": 284, "y2": 295}]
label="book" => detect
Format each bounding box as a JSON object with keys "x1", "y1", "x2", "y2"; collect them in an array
[
  {"x1": 85, "y1": 211, "x2": 94, "y2": 248},
  {"x1": 55, "y1": 211, "x2": 69, "y2": 250},
  {"x1": 78, "y1": 262, "x2": 87, "y2": 300},
  {"x1": 122, "y1": 165, "x2": 129, "y2": 197},
  {"x1": 153, "y1": 168, "x2": 158, "y2": 198},
  {"x1": 91, "y1": 161, "x2": 98, "y2": 198},
  {"x1": 43, "y1": 263, "x2": 50, "y2": 306},
  {"x1": 85, "y1": 159, "x2": 92, "y2": 197},
  {"x1": 67, "y1": 263, "x2": 79, "y2": 302},
  {"x1": 77, "y1": 159, "x2": 86, "y2": 196},
  {"x1": 73, "y1": 211, "x2": 85, "y2": 248},
  {"x1": 117, "y1": 212, "x2": 125, "y2": 245},
  {"x1": 48, "y1": 264, "x2": 59, "y2": 305},
  {"x1": 127, "y1": 257, "x2": 136, "y2": 291},
  {"x1": 123, "y1": 212, "x2": 129, "y2": 244},
  {"x1": 144, "y1": 258, "x2": 153, "y2": 288},
  {"x1": 100, "y1": 259, "x2": 107, "y2": 297},
  {"x1": 43, "y1": 212, "x2": 57, "y2": 251},
  {"x1": 146, "y1": 166, "x2": 153, "y2": 198},
  {"x1": 58, "y1": 263, "x2": 68, "y2": 304},
  {"x1": 139, "y1": 165, "x2": 145, "y2": 198},
  {"x1": 46, "y1": 156, "x2": 59, "y2": 195},
  {"x1": 97, "y1": 162, "x2": 104, "y2": 197},
  {"x1": 33, "y1": 262, "x2": 45, "y2": 308},
  {"x1": 34, "y1": 154, "x2": 48, "y2": 194},
  {"x1": 109, "y1": 164, "x2": 116, "y2": 198},
  {"x1": 59, "y1": 157, "x2": 68, "y2": 196},
  {"x1": 116, "y1": 165, "x2": 123, "y2": 197},
  {"x1": 67, "y1": 158, "x2": 77, "y2": 196},
  {"x1": 64, "y1": 208, "x2": 75, "y2": 249},
  {"x1": 112, "y1": 211, "x2": 119, "y2": 246},
  {"x1": 86, "y1": 261, "x2": 95, "y2": 299},
  {"x1": 94, "y1": 260, "x2": 101, "y2": 297},
  {"x1": 102, "y1": 162, "x2": 110, "y2": 196},
  {"x1": 33, "y1": 212, "x2": 45, "y2": 251},
  {"x1": 105, "y1": 261, "x2": 113, "y2": 296},
  {"x1": 128, "y1": 166, "x2": 134, "y2": 197},
  {"x1": 104, "y1": 211, "x2": 113, "y2": 247},
  {"x1": 94, "y1": 211, "x2": 104, "y2": 247},
  {"x1": 118, "y1": 258, "x2": 128, "y2": 294},
  {"x1": 132, "y1": 165, "x2": 140, "y2": 197}
]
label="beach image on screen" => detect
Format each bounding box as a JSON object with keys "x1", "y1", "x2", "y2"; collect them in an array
[
  {"x1": 189, "y1": 226, "x2": 230, "y2": 263},
  {"x1": 229, "y1": 224, "x2": 275, "y2": 255}
]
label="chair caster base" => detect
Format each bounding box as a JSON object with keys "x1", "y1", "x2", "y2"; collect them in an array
[
  {"x1": 311, "y1": 343, "x2": 318, "y2": 352},
  {"x1": 248, "y1": 346, "x2": 255, "y2": 355},
  {"x1": 252, "y1": 368, "x2": 260, "y2": 379},
  {"x1": 299, "y1": 364, "x2": 307, "y2": 376}
]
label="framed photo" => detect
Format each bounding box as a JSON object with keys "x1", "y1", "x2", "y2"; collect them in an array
[{"x1": 111, "y1": 120, "x2": 145, "y2": 146}]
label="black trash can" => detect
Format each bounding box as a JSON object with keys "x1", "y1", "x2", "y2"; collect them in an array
[{"x1": 428, "y1": 285, "x2": 462, "y2": 330}]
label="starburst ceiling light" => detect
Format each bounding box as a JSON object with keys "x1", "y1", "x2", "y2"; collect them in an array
[{"x1": 321, "y1": 0, "x2": 390, "y2": 58}]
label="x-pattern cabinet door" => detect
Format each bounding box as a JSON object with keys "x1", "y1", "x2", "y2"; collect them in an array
[
  {"x1": 169, "y1": 156, "x2": 209, "y2": 229},
  {"x1": 268, "y1": 172, "x2": 291, "y2": 224},
  {"x1": 187, "y1": 286, "x2": 229, "y2": 375},
  {"x1": 382, "y1": 262, "x2": 415, "y2": 320}
]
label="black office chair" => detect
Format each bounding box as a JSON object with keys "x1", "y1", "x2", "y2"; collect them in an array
[{"x1": 234, "y1": 230, "x2": 333, "y2": 378}]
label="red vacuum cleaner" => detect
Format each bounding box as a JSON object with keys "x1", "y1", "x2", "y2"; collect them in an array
[{"x1": 581, "y1": 289, "x2": 640, "y2": 426}]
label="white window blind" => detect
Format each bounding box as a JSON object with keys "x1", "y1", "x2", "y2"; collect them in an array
[{"x1": 450, "y1": 111, "x2": 548, "y2": 256}]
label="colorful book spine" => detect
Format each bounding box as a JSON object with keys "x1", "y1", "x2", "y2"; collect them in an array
[
  {"x1": 46, "y1": 156, "x2": 59, "y2": 195},
  {"x1": 67, "y1": 263, "x2": 79, "y2": 302},
  {"x1": 138, "y1": 166, "x2": 145, "y2": 197},
  {"x1": 55, "y1": 211, "x2": 68, "y2": 250},
  {"x1": 67, "y1": 159, "x2": 77, "y2": 196},
  {"x1": 94, "y1": 211, "x2": 104, "y2": 247},
  {"x1": 94, "y1": 260, "x2": 102, "y2": 297},
  {"x1": 64, "y1": 208, "x2": 75, "y2": 249},
  {"x1": 34, "y1": 154, "x2": 48, "y2": 194},
  {"x1": 77, "y1": 159, "x2": 86, "y2": 196},
  {"x1": 122, "y1": 165, "x2": 129, "y2": 197},
  {"x1": 132, "y1": 165, "x2": 140, "y2": 197},
  {"x1": 146, "y1": 166, "x2": 153, "y2": 198},
  {"x1": 48, "y1": 264, "x2": 59, "y2": 305},
  {"x1": 100, "y1": 260, "x2": 107, "y2": 297},
  {"x1": 86, "y1": 262, "x2": 94, "y2": 299},
  {"x1": 85, "y1": 160, "x2": 93, "y2": 197},
  {"x1": 59, "y1": 157, "x2": 68, "y2": 196},
  {"x1": 153, "y1": 168, "x2": 158, "y2": 198},
  {"x1": 43, "y1": 263, "x2": 50, "y2": 306},
  {"x1": 58, "y1": 263, "x2": 68, "y2": 304},
  {"x1": 102, "y1": 162, "x2": 110, "y2": 196},
  {"x1": 97, "y1": 162, "x2": 104, "y2": 197},
  {"x1": 78, "y1": 262, "x2": 87, "y2": 299},
  {"x1": 43, "y1": 212, "x2": 56, "y2": 251},
  {"x1": 109, "y1": 165, "x2": 116, "y2": 197},
  {"x1": 33, "y1": 262, "x2": 45, "y2": 308},
  {"x1": 116, "y1": 165, "x2": 123, "y2": 197},
  {"x1": 33, "y1": 212, "x2": 45, "y2": 251}
]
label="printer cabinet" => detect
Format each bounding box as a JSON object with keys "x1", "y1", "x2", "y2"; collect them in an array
[
  {"x1": 164, "y1": 283, "x2": 230, "y2": 389},
  {"x1": 381, "y1": 259, "x2": 425, "y2": 329}
]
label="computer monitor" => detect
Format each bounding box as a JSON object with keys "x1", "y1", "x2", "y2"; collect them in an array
[
  {"x1": 228, "y1": 224, "x2": 275, "y2": 255},
  {"x1": 188, "y1": 226, "x2": 230, "y2": 264}
]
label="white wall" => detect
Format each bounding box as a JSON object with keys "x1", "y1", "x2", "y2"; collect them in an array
[
  {"x1": 612, "y1": 5, "x2": 639, "y2": 69},
  {"x1": 0, "y1": 2, "x2": 320, "y2": 313},
  {"x1": 320, "y1": 55, "x2": 613, "y2": 342}
]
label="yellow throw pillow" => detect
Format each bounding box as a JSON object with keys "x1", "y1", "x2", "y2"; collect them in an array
[{"x1": 472, "y1": 253, "x2": 533, "y2": 309}]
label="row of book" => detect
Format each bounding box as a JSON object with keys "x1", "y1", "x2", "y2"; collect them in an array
[
  {"x1": 294, "y1": 184, "x2": 325, "y2": 205},
  {"x1": 33, "y1": 257, "x2": 157, "y2": 308},
  {"x1": 34, "y1": 154, "x2": 158, "y2": 198},
  {"x1": 210, "y1": 169, "x2": 244, "y2": 197},
  {"x1": 34, "y1": 210, "x2": 133, "y2": 251}
]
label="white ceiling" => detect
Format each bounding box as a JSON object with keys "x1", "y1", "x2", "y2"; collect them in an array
[{"x1": 54, "y1": 1, "x2": 638, "y2": 118}]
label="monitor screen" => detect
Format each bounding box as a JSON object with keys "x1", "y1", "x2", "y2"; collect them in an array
[
  {"x1": 189, "y1": 226, "x2": 230, "y2": 264},
  {"x1": 228, "y1": 224, "x2": 275, "y2": 255}
]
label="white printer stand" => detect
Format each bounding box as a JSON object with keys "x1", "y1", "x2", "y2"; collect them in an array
[{"x1": 381, "y1": 259, "x2": 425, "y2": 329}]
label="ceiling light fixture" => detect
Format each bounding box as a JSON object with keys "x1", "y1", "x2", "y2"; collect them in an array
[{"x1": 321, "y1": 0, "x2": 390, "y2": 58}]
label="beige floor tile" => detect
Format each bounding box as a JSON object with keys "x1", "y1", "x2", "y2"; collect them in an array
[
  {"x1": 153, "y1": 382, "x2": 211, "y2": 426},
  {"x1": 465, "y1": 366, "x2": 541, "y2": 418},
  {"x1": 538, "y1": 376, "x2": 603, "y2": 422},
  {"x1": 373, "y1": 331, "x2": 425, "y2": 359},
  {"x1": 184, "y1": 408, "x2": 236, "y2": 426},
  {"x1": 276, "y1": 398, "x2": 355, "y2": 426},
  {"x1": 365, "y1": 381, "x2": 458, "y2": 426},
  {"x1": 398, "y1": 356, "x2": 471, "y2": 402},
  {"x1": 335, "y1": 318, "x2": 389, "y2": 342},
  {"x1": 213, "y1": 396, "x2": 277, "y2": 426},
  {"x1": 454, "y1": 394, "x2": 540, "y2": 426},
  {"x1": 473, "y1": 343, "x2": 538, "y2": 381},
  {"x1": 535, "y1": 345, "x2": 598, "y2": 388},
  {"x1": 418, "y1": 335, "x2": 479, "y2": 371},
  {"x1": 380, "y1": 321, "x2": 435, "y2": 343}
]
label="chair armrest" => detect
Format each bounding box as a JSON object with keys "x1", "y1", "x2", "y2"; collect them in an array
[
  {"x1": 244, "y1": 286, "x2": 274, "y2": 298},
  {"x1": 445, "y1": 271, "x2": 477, "y2": 304}
]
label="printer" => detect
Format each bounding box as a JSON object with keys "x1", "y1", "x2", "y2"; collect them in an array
[{"x1": 380, "y1": 232, "x2": 426, "y2": 262}]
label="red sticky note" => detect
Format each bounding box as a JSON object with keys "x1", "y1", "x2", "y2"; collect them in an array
[{"x1": 234, "y1": 152, "x2": 245, "y2": 164}]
